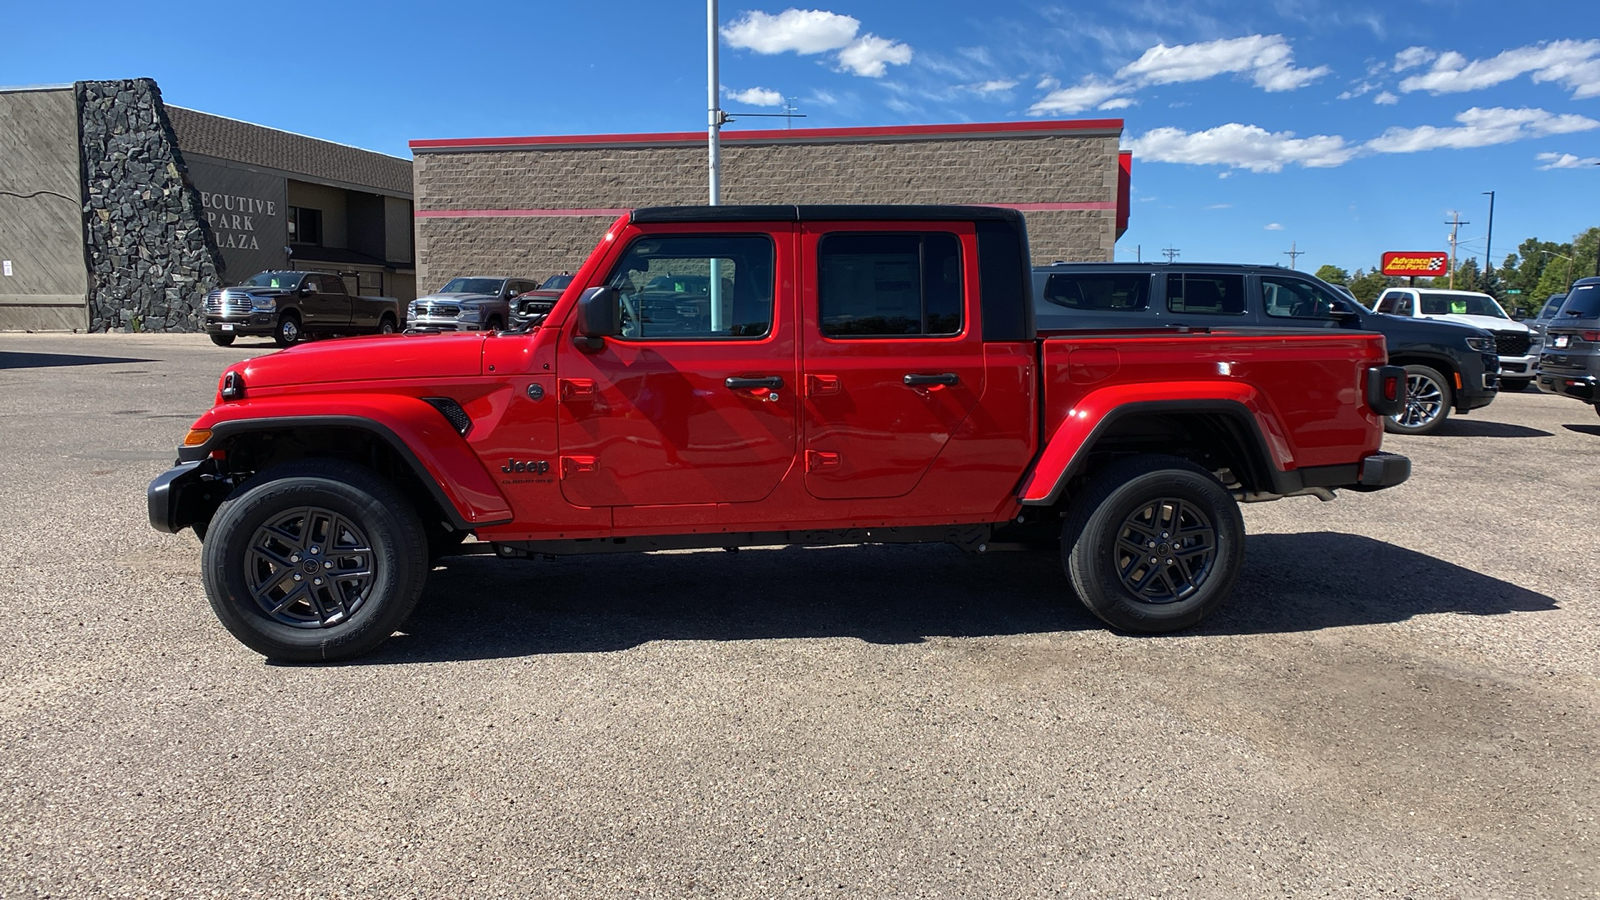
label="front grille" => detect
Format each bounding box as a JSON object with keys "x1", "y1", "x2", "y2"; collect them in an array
[
  {"x1": 1493, "y1": 330, "x2": 1531, "y2": 357},
  {"x1": 416, "y1": 303, "x2": 460, "y2": 318},
  {"x1": 206, "y1": 289, "x2": 251, "y2": 317}
]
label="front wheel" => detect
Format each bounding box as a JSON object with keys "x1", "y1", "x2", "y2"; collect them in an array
[
  {"x1": 201, "y1": 459, "x2": 428, "y2": 661},
  {"x1": 1384, "y1": 364, "x2": 1452, "y2": 435},
  {"x1": 273, "y1": 312, "x2": 302, "y2": 347},
  {"x1": 209, "y1": 334, "x2": 236, "y2": 346},
  {"x1": 1061, "y1": 455, "x2": 1244, "y2": 633}
]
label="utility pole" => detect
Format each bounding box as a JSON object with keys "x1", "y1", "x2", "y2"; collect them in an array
[
  {"x1": 1446, "y1": 212, "x2": 1470, "y2": 289},
  {"x1": 707, "y1": 0, "x2": 722, "y2": 206},
  {"x1": 1161, "y1": 246, "x2": 1180, "y2": 263},
  {"x1": 1283, "y1": 242, "x2": 1305, "y2": 269},
  {"x1": 1482, "y1": 191, "x2": 1495, "y2": 276}
]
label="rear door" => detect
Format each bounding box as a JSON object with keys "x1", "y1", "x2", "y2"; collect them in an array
[
  {"x1": 555, "y1": 225, "x2": 799, "y2": 507},
  {"x1": 797, "y1": 223, "x2": 985, "y2": 500}
]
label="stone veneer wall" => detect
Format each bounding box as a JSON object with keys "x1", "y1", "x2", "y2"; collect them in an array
[
  {"x1": 413, "y1": 131, "x2": 1121, "y2": 291},
  {"x1": 77, "y1": 79, "x2": 223, "y2": 332}
]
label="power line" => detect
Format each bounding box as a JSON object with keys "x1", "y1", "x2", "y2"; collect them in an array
[
  {"x1": 1283, "y1": 241, "x2": 1305, "y2": 269},
  {"x1": 1446, "y1": 212, "x2": 1471, "y2": 289},
  {"x1": 1161, "y1": 246, "x2": 1180, "y2": 263}
]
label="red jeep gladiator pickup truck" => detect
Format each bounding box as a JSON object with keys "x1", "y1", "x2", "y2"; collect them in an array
[{"x1": 149, "y1": 205, "x2": 1410, "y2": 661}]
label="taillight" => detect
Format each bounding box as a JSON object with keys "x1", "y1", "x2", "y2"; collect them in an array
[{"x1": 1582, "y1": 331, "x2": 1600, "y2": 342}]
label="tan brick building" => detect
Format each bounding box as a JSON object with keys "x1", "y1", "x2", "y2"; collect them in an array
[{"x1": 409, "y1": 120, "x2": 1130, "y2": 292}]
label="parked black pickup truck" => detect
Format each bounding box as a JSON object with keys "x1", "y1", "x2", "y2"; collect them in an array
[{"x1": 204, "y1": 271, "x2": 403, "y2": 347}]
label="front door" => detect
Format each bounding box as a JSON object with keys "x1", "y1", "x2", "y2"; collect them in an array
[
  {"x1": 798, "y1": 224, "x2": 986, "y2": 500},
  {"x1": 556, "y1": 227, "x2": 798, "y2": 507}
]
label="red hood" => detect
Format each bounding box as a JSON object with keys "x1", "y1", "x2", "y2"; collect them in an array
[{"x1": 231, "y1": 333, "x2": 485, "y2": 389}]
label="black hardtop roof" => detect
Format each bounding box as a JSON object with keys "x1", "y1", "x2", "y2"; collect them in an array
[
  {"x1": 632, "y1": 205, "x2": 1025, "y2": 225},
  {"x1": 1035, "y1": 261, "x2": 1308, "y2": 274}
]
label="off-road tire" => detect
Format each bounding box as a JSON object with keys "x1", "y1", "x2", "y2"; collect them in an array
[
  {"x1": 201, "y1": 459, "x2": 428, "y2": 661},
  {"x1": 274, "y1": 312, "x2": 302, "y2": 347},
  {"x1": 1061, "y1": 454, "x2": 1244, "y2": 633},
  {"x1": 209, "y1": 334, "x2": 236, "y2": 347},
  {"x1": 1384, "y1": 364, "x2": 1452, "y2": 435}
]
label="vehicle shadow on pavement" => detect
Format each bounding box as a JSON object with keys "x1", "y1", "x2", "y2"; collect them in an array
[
  {"x1": 1204, "y1": 532, "x2": 1558, "y2": 635},
  {"x1": 1561, "y1": 424, "x2": 1600, "y2": 437},
  {"x1": 360, "y1": 532, "x2": 1557, "y2": 663},
  {"x1": 1427, "y1": 419, "x2": 1553, "y2": 438},
  {"x1": 0, "y1": 351, "x2": 155, "y2": 369}
]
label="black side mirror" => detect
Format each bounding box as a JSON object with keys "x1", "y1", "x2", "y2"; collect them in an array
[{"x1": 573, "y1": 286, "x2": 619, "y2": 351}]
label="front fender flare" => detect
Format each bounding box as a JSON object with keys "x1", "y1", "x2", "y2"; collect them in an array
[
  {"x1": 1017, "y1": 381, "x2": 1293, "y2": 506},
  {"x1": 179, "y1": 395, "x2": 513, "y2": 530}
]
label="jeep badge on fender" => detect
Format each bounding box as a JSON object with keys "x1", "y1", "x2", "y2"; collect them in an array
[{"x1": 501, "y1": 459, "x2": 550, "y2": 475}]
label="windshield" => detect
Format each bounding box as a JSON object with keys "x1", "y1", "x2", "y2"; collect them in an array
[
  {"x1": 1417, "y1": 290, "x2": 1507, "y2": 319},
  {"x1": 540, "y1": 274, "x2": 573, "y2": 290},
  {"x1": 1558, "y1": 284, "x2": 1600, "y2": 319},
  {"x1": 243, "y1": 271, "x2": 300, "y2": 289},
  {"x1": 440, "y1": 277, "x2": 504, "y2": 295}
]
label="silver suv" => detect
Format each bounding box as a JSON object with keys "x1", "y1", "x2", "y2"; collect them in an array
[{"x1": 408, "y1": 277, "x2": 540, "y2": 332}]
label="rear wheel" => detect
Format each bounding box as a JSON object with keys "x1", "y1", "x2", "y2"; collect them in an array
[
  {"x1": 378, "y1": 314, "x2": 397, "y2": 335},
  {"x1": 201, "y1": 459, "x2": 428, "y2": 661},
  {"x1": 274, "y1": 312, "x2": 302, "y2": 347},
  {"x1": 209, "y1": 334, "x2": 236, "y2": 347},
  {"x1": 1061, "y1": 455, "x2": 1244, "y2": 633},
  {"x1": 1384, "y1": 364, "x2": 1451, "y2": 435}
]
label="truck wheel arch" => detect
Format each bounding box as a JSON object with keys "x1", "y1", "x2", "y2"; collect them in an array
[
  {"x1": 193, "y1": 415, "x2": 512, "y2": 532},
  {"x1": 1020, "y1": 399, "x2": 1285, "y2": 507}
]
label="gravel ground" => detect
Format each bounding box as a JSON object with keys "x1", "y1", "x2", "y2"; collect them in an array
[{"x1": 1, "y1": 332, "x2": 1595, "y2": 899}]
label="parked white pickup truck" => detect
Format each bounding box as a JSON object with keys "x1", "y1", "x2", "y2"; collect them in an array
[{"x1": 1373, "y1": 287, "x2": 1537, "y2": 390}]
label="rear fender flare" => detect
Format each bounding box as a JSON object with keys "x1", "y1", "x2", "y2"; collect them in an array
[
  {"x1": 181, "y1": 396, "x2": 513, "y2": 530},
  {"x1": 1017, "y1": 382, "x2": 1292, "y2": 506}
]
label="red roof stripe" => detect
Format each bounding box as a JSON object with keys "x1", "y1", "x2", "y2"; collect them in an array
[
  {"x1": 410, "y1": 119, "x2": 1123, "y2": 151},
  {"x1": 416, "y1": 202, "x2": 1116, "y2": 219}
]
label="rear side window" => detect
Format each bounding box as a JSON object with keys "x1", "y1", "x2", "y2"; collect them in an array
[
  {"x1": 818, "y1": 232, "x2": 963, "y2": 338},
  {"x1": 1043, "y1": 273, "x2": 1149, "y2": 311},
  {"x1": 1559, "y1": 284, "x2": 1600, "y2": 319},
  {"x1": 1261, "y1": 276, "x2": 1341, "y2": 319},
  {"x1": 1167, "y1": 273, "x2": 1246, "y2": 315},
  {"x1": 1539, "y1": 294, "x2": 1566, "y2": 318}
]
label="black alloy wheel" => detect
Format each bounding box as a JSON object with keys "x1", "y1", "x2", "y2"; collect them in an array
[
  {"x1": 1384, "y1": 364, "x2": 1452, "y2": 435},
  {"x1": 202, "y1": 458, "x2": 428, "y2": 661},
  {"x1": 274, "y1": 313, "x2": 302, "y2": 347},
  {"x1": 1062, "y1": 454, "x2": 1244, "y2": 633}
]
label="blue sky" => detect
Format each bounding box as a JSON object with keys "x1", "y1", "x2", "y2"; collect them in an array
[{"x1": 4, "y1": 1, "x2": 1596, "y2": 274}]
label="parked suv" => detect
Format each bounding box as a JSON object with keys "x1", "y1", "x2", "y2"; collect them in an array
[
  {"x1": 1536, "y1": 278, "x2": 1600, "y2": 417},
  {"x1": 407, "y1": 277, "x2": 540, "y2": 332},
  {"x1": 1373, "y1": 287, "x2": 1536, "y2": 390},
  {"x1": 1034, "y1": 263, "x2": 1500, "y2": 435}
]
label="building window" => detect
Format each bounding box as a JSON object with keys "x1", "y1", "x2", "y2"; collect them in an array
[
  {"x1": 358, "y1": 271, "x2": 382, "y2": 295},
  {"x1": 289, "y1": 207, "x2": 323, "y2": 246}
]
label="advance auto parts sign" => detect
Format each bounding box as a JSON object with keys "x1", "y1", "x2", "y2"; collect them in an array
[
  {"x1": 1382, "y1": 251, "x2": 1449, "y2": 278},
  {"x1": 182, "y1": 156, "x2": 288, "y2": 281}
]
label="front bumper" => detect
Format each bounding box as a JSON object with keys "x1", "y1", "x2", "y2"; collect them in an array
[
  {"x1": 204, "y1": 315, "x2": 276, "y2": 336},
  {"x1": 407, "y1": 316, "x2": 483, "y2": 332},
  {"x1": 148, "y1": 459, "x2": 233, "y2": 533},
  {"x1": 1496, "y1": 354, "x2": 1538, "y2": 380}
]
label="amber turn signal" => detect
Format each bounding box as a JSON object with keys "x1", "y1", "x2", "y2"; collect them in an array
[{"x1": 182, "y1": 428, "x2": 212, "y2": 447}]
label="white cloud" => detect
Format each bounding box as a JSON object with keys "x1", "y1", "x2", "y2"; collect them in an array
[
  {"x1": 1098, "y1": 97, "x2": 1137, "y2": 110},
  {"x1": 1339, "y1": 81, "x2": 1378, "y2": 100},
  {"x1": 970, "y1": 79, "x2": 1018, "y2": 94},
  {"x1": 1265, "y1": 223, "x2": 1285, "y2": 230},
  {"x1": 1398, "y1": 40, "x2": 1600, "y2": 99},
  {"x1": 726, "y1": 87, "x2": 784, "y2": 106},
  {"x1": 1393, "y1": 46, "x2": 1437, "y2": 72},
  {"x1": 1036, "y1": 76, "x2": 1060, "y2": 91},
  {"x1": 836, "y1": 34, "x2": 913, "y2": 77},
  {"x1": 809, "y1": 89, "x2": 838, "y2": 107},
  {"x1": 1206, "y1": 203, "x2": 1232, "y2": 209},
  {"x1": 1536, "y1": 152, "x2": 1600, "y2": 169},
  {"x1": 1374, "y1": 91, "x2": 1399, "y2": 105},
  {"x1": 1125, "y1": 123, "x2": 1357, "y2": 172},
  {"x1": 1366, "y1": 107, "x2": 1600, "y2": 154},
  {"x1": 722, "y1": 9, "x2": 859, "y2": 54},
  {"x1": 1028, "y1": 77, "x2": 1127, "y2": 114},
  {"x1": 1116, "y1": 35, "x2": 1330, "y2": 92}
]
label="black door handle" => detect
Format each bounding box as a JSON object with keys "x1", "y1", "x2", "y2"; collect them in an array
[
  {"x1": 725, "y1": 376, "x2": 785, "y2": 390},
  {"x1": 903, "y1": 373, "x2": 959, "y2": 387}
]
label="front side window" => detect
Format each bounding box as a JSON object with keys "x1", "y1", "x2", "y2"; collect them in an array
[
  {"x1": 1262, "y1": 276, "x2": 1342, "y2": 319},
  {"x1": 1167, "y1": 273, "x2": 1246, "y2": 315},
  {"x1": 818, "y1": 232, "x2": 963, "y2": 338},
  {"x1": 606, "y1": 234, "x2": 774, "y2": 340},
  {"x1": 1043, "y1": 273, "x2": 1149, "y2": 311}
]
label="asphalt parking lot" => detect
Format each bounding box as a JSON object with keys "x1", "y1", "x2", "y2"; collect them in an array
[{"x1": 1, "y1": 332, "x2": 1596, "y2": 899}]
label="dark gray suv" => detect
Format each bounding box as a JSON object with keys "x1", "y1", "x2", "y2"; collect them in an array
[{"x1": 1536, "y1": 277, "x2": 1600, "y2": 417}]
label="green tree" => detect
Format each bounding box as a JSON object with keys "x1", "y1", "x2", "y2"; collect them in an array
[
  {"x1": 1314, "y1": 264, "x2": 1350, "y2": 285},
  {"x1": 1349, "y1": 267, "x2": 1389, "y2": 306},
  {"x1": 1451, "y1": 258, "x2": 1483, "y2": 292}
]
